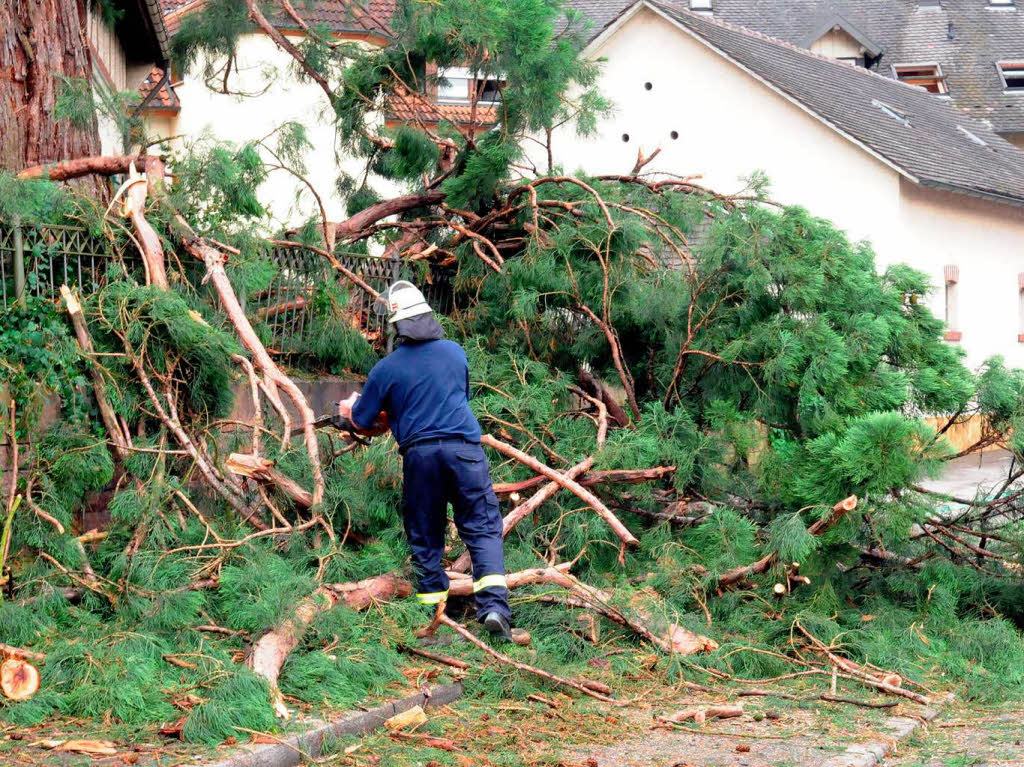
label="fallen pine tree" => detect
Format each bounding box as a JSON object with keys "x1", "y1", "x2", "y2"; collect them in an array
[{"x1": 1, "y1": 0, "x2": 1024, "y2": 745}]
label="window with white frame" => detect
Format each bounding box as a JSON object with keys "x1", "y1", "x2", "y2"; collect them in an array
[
  {"x1": 437, "y1": 67, "x2": 504, "y2": 103},
  {"x1": 990, "y1": 0, "x2": 1015, "y2": 8},
  {"x1": 892, "y1": 63, "x2": 949, "y2": 94},
  {"x1": 690, "y1": 0, "x2": 713, "y2": 9},
  {"x1": 997, "y1": 61, "x2": 1024, "y2": 90}
]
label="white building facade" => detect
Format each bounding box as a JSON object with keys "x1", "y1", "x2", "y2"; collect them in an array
[{"x1": 537, "y1": 1, "x2": 1024, "y2": 369}]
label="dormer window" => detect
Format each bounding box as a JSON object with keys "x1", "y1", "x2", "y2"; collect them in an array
[
  {"x1": 892, "y1": 63, "x2": 949, "y2": 94},
  {"x1": 989, "y1": 0, "x2": 1015, "y2": 8},
  {"x1": 690, "y1": 0, "x2": 712, "y2": 10},
  {"x1": 997, "y1": 61, "x2": 1024, "y2": 91},
  {"x1": 437, "y1": 67, "x2": 504, "y2": 104}
]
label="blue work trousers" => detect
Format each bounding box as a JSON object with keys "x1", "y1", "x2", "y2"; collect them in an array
[{"x1": 401, "y1": 438, "x2": 510, "y2": 620}]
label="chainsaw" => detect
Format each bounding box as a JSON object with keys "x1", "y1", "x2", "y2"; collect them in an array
[{"x1": 312, "y1": 407, "x2": 373, "y2": 446}]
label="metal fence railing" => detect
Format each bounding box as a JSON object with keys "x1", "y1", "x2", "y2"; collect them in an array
[
  {"x1": 0, "y1": 220, "x2": 453, "y2": 353},
  {"x1": 0, "y1": 222, "x2": 145, "y2": 306}
]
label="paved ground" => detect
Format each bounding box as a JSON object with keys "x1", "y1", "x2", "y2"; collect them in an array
[
  {"x1": 563, "y1": 693, "x2": 933, "y2": 767},
  {"x1": 919, "y1": 450, "x2": 1014, "y2": 499},
  {"x1": 885, "y1": 705, "x2": 1024, "y2": 766}
]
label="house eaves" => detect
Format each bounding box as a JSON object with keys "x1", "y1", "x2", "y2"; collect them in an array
[{"x1": 139, "y1": 0, "x2": 172, "y2": 62}]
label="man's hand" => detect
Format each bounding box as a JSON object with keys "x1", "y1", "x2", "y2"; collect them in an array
[
  {"x1": 337, "y1": 392, "x2": 359, "y2": 422},
  {"x1": 336, "y1": 393, "x2": 388, "y2": 437}
]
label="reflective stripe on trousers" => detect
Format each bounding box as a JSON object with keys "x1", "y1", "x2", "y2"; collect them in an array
[{"x1": 417, "y1": 590, "x2": 449, "y2": 605}]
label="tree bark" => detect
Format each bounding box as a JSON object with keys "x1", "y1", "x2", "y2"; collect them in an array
[
  {"x1": 0, "y1": 0, "x2": 101, "y2": 178},
  {"x1": 18, "y1": 155, "x2": 161, "y2": 181},
  {"x1": 183, "y1": 234, "x2": 325, "y2": 509},
  {"x1": 492, "y1": 467, "x2": 675, "y2": 496},
  {"x1": 480, "y1": 434, "x2": 639, "y2": 546},
  {"x1": 247, "y1": 587, "x2": 337, "y2": 718},
  {"x1": 60, "y1": 287, "x2": 129, "y2": 461},
  {"x1": 578, "y1": 368, "x2": 629, "y2": 428}
]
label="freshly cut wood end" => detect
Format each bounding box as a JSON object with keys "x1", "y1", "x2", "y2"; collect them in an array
[
  {"x1": 59, "y1": 285, "x2": 81, "y2": 314},
  {"x1": 666, "y1": 623, "x2": 719, "y2": 654},
  {"x1": 836, "y1": 495, "x2": 858, "y2": 512},
  {"x1": 385, "y1": 705, "x2": 427, "y2": 731},
  {"x1": 511, "y1": 628, "x2": 532, "y2": 646},
  {"x1": 0, "y1": 658, "x2": 40, "y2": 701},
  {"x1": 187, "y1": 309, "x2": 210, "y2": 327},
  {"x1": 225, "y1": 452, "x2": 273, "y2": 478},
  {"x1": 773, "y1": 583, "x2": 787, "y2": 596}
]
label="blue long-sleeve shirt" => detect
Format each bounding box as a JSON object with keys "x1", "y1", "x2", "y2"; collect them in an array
[{"x1": 351, "y1": 339, "x2": 482, "y2": 449}]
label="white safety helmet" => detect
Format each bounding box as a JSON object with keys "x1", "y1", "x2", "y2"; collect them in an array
[{"x1": 385, "y1": 280, "x2": 433, "y2": 324}]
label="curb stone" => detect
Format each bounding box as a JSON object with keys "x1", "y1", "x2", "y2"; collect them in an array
[
  {"x1": 818, "y1": 707, "x2": 940, "y2": 767},
  {"x1": 197, "y1": 682, "x2": 463, "y2": 767}
]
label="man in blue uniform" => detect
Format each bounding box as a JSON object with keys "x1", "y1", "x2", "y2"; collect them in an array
[{"x1": 336, "y1": 281, "x2": 513, "y2": 640}]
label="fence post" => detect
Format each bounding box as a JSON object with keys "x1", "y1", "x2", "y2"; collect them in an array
[{"x1": 12, "y1": 217, "x2": 26, "y2": 308}]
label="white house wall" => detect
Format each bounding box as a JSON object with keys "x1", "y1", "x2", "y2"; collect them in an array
[
  {"x1": 534, "y1": 7, "x2": 1024, "y2": 369},
  {"x1": 897, "y1": 178, "x2": 1024, "y2": 368},
  {"x1": 159, "y1": 32, "x2": 401, "y2": 228},
  {"x1": 539, "y1": 8, "x2": 902, "y2": 246}
]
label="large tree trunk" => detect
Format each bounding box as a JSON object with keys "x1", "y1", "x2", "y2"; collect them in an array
[{"x1": 0, "y1": 0, "x2": 102, "y2": 174}]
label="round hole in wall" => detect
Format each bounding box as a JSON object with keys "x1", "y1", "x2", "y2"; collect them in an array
[
  {"x1": 621, "y1": 133, "x2": 630, "y2": 142},
  {"x1": 670, "y1": 130, "x2": 679, "y2": 139},
  {"x1": 644, "y1": 81, "x2": 653, "y2": 90}
]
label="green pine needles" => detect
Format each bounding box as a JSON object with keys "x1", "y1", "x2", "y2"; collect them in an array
[{"x1": 2, "y1": 0, "x2": 1024, "y2": 748}]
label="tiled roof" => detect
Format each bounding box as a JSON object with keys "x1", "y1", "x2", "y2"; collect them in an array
[
  {"x1": 162, "y1": 0, "x2": 206, "y2": 35},
  {"x1": 137, "y1": 66, "x2": 181, "y2": 111},
  {"x1": 586, "y1": 0, "x2": 1024, "y2": 204},
  {"x1": 705, "y1": 1, "x2": 1024, "y2": 135},
  {"x1": 386, "y1": 87, "x2": 498, "y2": 126},
  {"x1": 160, "y1": 0, "x2": 395, "y2": 38},
  {"x1": 568, "y1": 1, "x2": 1024, "y2": 135}
]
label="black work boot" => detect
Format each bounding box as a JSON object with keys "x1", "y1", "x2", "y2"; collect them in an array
[{"x1": 483, "y1": 611, "x2": 514, "y2": 643}]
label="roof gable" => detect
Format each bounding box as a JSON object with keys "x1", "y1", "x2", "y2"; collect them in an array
[{"x1": 801, "y1": 12, "x2": 883, "y2": 57}]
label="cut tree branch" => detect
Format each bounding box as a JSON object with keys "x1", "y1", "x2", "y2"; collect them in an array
[{"x1": 481, "y1": 434, "x2": 638, "y2": 546}]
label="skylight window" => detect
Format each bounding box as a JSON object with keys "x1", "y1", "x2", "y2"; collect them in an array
[
  {"x1": 997, "y1": 61, "x2": 1024, "y2": 91},
  {"x1": 892, "y1": 63, "x2": 949, "y2": 94},
  {"x1": 956, "y1": 125, "x2": 988, "y2": 146},
  {"x1": 871, "y1": 99, "x2": 911, "y2": 127},
  {"x1": 690, "y1": 0, "x2": 713, "y2": 9}
]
